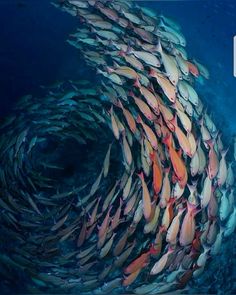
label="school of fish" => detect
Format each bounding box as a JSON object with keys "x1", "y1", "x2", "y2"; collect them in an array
[{"x1": 0, "y1": 0, "x2": 235, "y2": 294}]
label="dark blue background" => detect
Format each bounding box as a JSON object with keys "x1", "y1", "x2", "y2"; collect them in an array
[{"x1": 0, "y1": 0, "x2": 236, "y2": 135}]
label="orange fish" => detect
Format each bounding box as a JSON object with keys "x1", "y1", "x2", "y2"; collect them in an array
[
  {"x1": 122, "y1": 268, "x2": 142, "y2": 286},
  {"x1": 171, "y1": 115, "x2": 192, "y2": 157},
  {"x1": 134, "y1": 79, "x2": 159, "y2": 114},
  {"x1": 179, "y1": 202, "x2": 199, "y2": 246},
  {"x1": 150, "y1": 151, "x2": 163, "y2": 195},
  {"x1": 130, "y1": 91, "x2": 154, "y2": 121},
  {"x1": 163, "y1": 133, "x2": 188, "y2": 188},
  {"x1": 124, "y1": 251, "x2": 150, "y2": 274},
  {"x1": 187, "y1": 61, "x2": 199, "y2": 77}
]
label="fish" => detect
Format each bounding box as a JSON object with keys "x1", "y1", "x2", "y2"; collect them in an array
[
  {"x1": 156, "y1": 41, "x2": 179, "y2": 86},
  {"x1": 219, "y1": 189, "x2": 230, "y2": 221},
  {"x1": 125, "y1": 251, "x2": 150, "y2": 274},
  {"x1": 217, "y1": 149, "x2": 228, "y2": 186},
  {"x1": 123, "y1": 268, "x2": 142, "y2": 286},
  {"x1": 179, "y1": 202, "x2": 199, "y2": 246},
  {"x1": 137, "y1": 115, "x2": 158, "y2": 150},
  {"x1": 200, "y1": 171, "x2": 212, "y2": 208},
  {"x1": 89, "y1": 167, "x2": 104, "y2": 197},
  {"x1": 131, "y1": 51, "x2": 160, "y2": 68},
  {"x1": 122, "y1": 130, "x2": 133, "y2": 166},
  {"x1": 110, "y1": 106, "x2": 120, "y2": 139},
  {"x1": 117, "y1": 100, "x2": 137, "y2": 133},
  {"x1": 150, "y1": 151, "x2": 163, "y2": 195},
  {"x1": 150, "y1": 247, "x2": 174, "y2": 275},
  {"x1": 206, "y1": 139, "x2": 219, "y2": 179},
  {"x1": 119, "y1": 51, "x2": 144, "y2": 71},
  {"x1": 144, "y1": 204, "x2": 160, "y2": 234},
  {"x1": 103, "y1": 143, "x2": 112, "y2": 177},
  {"x1": 114, "y1": 241, "x2": 136, "y2": 267},
  {"x1": 224, "y1": 207, "x2": 236, "y2": 237},
  {"x1": 137, "y1": 172, "x2": 152, "y2": 221},
  {"x1": 149, "y1": 68, "x2": 176, "y2": 102},
  {"x1": 113, "y1": 229, "x2": 129, "y2": 256},
  {"x1": 111, "y1": 198, "x2": 123, "y2": 230},
  {"x1": 163, "y1": 134, "x2": 187, "y2": 188},
  {"x1": 130, "y1": 91, "x2": 154, "y2": 121},
  {"x1": 166, "y1": 207, "x2": 185, "y2": 245},
  {"x1": 99, "y1": 233, "x2": 116, "y2": 258},
  {"x1": 51, "y1": 215, "x2": 68, "y2": 231},
  {"x1": 159, "y1": 167, "x2": 171, "y2": 208},
  {"x1": 211, "y1": 226, "x2": 224, "y2": 255},
  {"x1": 107, "y1": 66, "x2": 139, "y2": 80},
  {"x1": 171, "y1": 115, "x2": 192, "y2": 156},
  {"x1": 134, "y1": 80, "x2": 159, "y2": 114}
]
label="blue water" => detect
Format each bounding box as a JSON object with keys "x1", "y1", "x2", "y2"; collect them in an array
[
  {"x1": 0, "y1": 0, "x2": 236, "y2": 293},
  {"x1": 1, "y1": 0, "x2": 236, "y2": 135}
]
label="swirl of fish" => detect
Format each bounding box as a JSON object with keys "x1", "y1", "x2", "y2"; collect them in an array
[{"x1": 0, "y1": 0, "x2": 235, "y2": 294}]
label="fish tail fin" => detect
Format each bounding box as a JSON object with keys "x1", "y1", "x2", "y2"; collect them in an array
[
  {"x1": 167, "y1": 197, "x2": 176, "y2": 206},
  {"x1": 198, "y1": 117, "x2": 204, "y2": 126},
  {"x1": 169, "y1": 114, "x2": 178, "y2": 128},
  {"x1": 202, "y1": 244, "x2": 211, "y2": 254},
  {"x1": 133, "y1": 77, "x2": 141, "y2": 88},
  {"x1": 221, "y1": 147, "x2": 229, "y2": 158},
  {"x1": 148, "y1": 243, "x2": 159, "y2": 255},
  {"x1": 118, "y1": 50, "x2": 126, "y2": 57},
  {"x1": 108, "y1": 105, "x2": 113, "y2": 115},
  {"x1": 159, "y1": 225, "x2": 166, "y2": 233},
  {"x1": 205, "y1": 139, "x2": 214, "y2": 149},
  {"x1": 126, "y1": 44, "x2": 133, "y2": 55},
  {"x1": 149, "y1": 68, "x2": 156, "y2": 77},
  {"x1": 96, "y1": 68, "x2": 103, "y2": 75},
  {"x1": 127, "y1": 21, "x2": 134, "y2": 30},
  {"x1": 117, "y1": 99, "x2": 123, "y2": 109},
  {"x1": 149, "y1": 151, "x2": 155, "y2": 163},
  {"x1": 187, "y1": 201, "x2": 199, "y2": 215},
  {"x1": 219, "y1": 225, "x2": 225, "y2": 234},
  {"x1": 177, "y1": 206, "x2": 186, "y2": 215},
  {"x1": 112, "y1": 60, "x2": 119, "y2": 68},
  {"x1": 167, "y1": 245, "x2": 175, "y2": 253},
  {"x1": 164, "y1": 166, "x2": 171, "y2": 174},
  {"x1": 158, "y1": 19, "x2": 165, "y2": 28},
  {"x1": 106, "y1": 66, "x2": 114, "y2": 74},
  {"x1": 187, "y1": 181, "x2": 198, "y2": 194},
  {"x1": 156, "y1": 39, "x2": 163, "y2": 53},
  {"x1": 162, "y1": 133, "x2": 172, "y2": 148},
  {"x1": 137, "y1": 171, "x2": 144, "y2": 180},
  {"x1": 136, "y1": 114, "x2": 143, "y2": 124},
  {"x1": 128, "y1": 90, "x2": 135, "y2": 98},
  {"x1": 147, "y1": 83, "x2": 155, "y2": 93}
]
